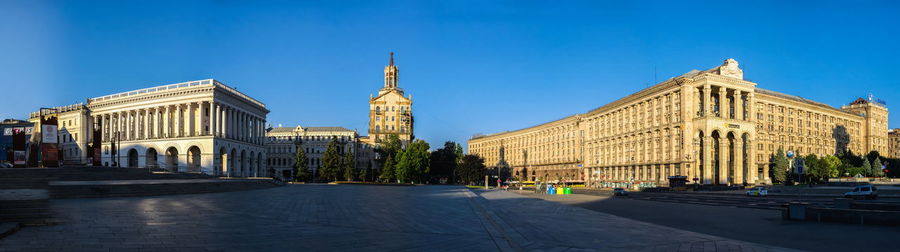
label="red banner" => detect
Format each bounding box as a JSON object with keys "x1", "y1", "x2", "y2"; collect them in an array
[{"x1": 41, "y1": 144, "x2": 58, "y2": 167}]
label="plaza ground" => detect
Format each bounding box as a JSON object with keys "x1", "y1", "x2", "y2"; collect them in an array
[
  {"x1": 0, "y1": 184, "x2": 789, "y2": 251},
  {"x1": 515, "y1": 190, "x2": 900, "y2": 252}
]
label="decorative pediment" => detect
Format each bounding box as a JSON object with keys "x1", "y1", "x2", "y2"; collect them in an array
[{"x1": 716, "y1": 58, "x2": 743, "y2": 79}]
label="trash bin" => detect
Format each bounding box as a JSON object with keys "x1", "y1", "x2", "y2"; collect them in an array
[{"x1": 565, "y1": 187, "x2": 571, "y2": 195}]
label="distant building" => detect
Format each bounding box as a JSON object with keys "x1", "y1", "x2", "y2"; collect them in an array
[
  {"x1": 265, "y1": 125, "x2": 375, "y2": 180},
  {"x1": 28, "y1": 79, "x2": 269, "y2": 176},
  {"x1": 889, "y1": 128, "x2": 900, "y2": 158},
  {"x1": 366, "y1": 52, "x2": 414, "y2": 144},
  {"x1": 469, "y1": 59, "x2": 889, "y2": 187},
  {"x1": 1, "y1": 119, "x2": 34, "y2": 163}
]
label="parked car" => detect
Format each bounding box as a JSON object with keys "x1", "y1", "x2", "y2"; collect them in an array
[
  {"x1": 844, "y1": 185, "x2": 878, "y2": 199},
  {"x1": 745, "y1": 186, "x2": 768, "y2": 197},
  {"x1": 612, "y1": 188, "x2": 628, "y2": 196}
]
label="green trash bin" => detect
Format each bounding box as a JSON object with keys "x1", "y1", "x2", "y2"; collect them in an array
[{"x1": 565, "y1": 187, "x2": 571, "y2": 195}]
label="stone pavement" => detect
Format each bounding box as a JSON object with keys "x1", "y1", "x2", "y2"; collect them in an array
[{"x1": 0, "y1": 185, "x2": 795, "y2": 251}]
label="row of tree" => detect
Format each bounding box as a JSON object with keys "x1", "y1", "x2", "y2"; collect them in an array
[
  {"x1": 292, "y1": 137, "x2": 359, "y2": 182},
  {"x1": 769, "y1": 148, "x2": 893, "y2": 184},
  {"x1": 291, "y1": 134, "x2": 489, "y2": 184}
]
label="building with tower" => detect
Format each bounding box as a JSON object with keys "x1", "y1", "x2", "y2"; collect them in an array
[{"x1": 367, "y1": 52, "x2": 414, "y2": 144}]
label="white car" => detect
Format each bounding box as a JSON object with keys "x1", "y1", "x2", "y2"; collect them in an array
[
  {"x1": 746, "y1": 187, "x2": 768, "y2": 197},
  {"x1": 844, "y1": 185, "x2": 878, "y2": 200}
]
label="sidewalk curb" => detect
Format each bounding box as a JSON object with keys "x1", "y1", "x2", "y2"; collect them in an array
[{"x1": 463, "y1": 188, "x2": 524, "y2": 252}]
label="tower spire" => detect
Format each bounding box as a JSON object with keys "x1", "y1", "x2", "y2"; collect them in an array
[{"x1": 389, "y1": 52, "x2": 394, "y2": 66}]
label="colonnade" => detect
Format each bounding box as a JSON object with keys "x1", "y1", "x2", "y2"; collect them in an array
[
  {"x1": 97, "y1": 101, "x2": 266, "y2": 145},
  {"x1": 696, "y1": 83, "x2": 754, "y2": 121}
]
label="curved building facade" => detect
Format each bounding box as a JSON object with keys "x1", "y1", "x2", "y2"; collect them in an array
[{"x1": 468, "y1": 59, "x2": 888, "y2": 186}]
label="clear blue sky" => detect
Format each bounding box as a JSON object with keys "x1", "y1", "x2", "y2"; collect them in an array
[{"x1": 2, "y1": 1, "x2": 899, "y2": 151}]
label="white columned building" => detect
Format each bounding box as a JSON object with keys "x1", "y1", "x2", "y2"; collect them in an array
[{"x1": 30, "y1": 79, "x2": 269, "y2": 177}]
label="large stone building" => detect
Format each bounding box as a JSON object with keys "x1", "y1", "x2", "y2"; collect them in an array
[
  {"x1": 265, "y1": 125, "x2": 375, "y2": 180},
  {"x1": 367, "y1": 52, "x2": 414, "y2": 143},
  {"x1": 889, "y1": 128, "x2": 900, "y2": 158},
  {"x1": 469, "y1": 59, "x2": 889, "y2": 187},
  {"x1": 29, "y1": 79, "x2": 269, "y2": 177}
]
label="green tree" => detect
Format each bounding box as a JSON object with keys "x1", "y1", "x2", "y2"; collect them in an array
[
  {"x1": 359, "y1": 167, "x2": 368, "y2": 182},
  {"x1": 293, "y1": 143, "x2": 310, "y2": 182},
  {"x1": 375, "y1": 134, "x2": 403, "y2": 183},
  {"x1": 872, "y1": 158, "x2": 884, "y2": 177},
  {"x1": 429, "y1": 141, "x2": 461, "y2": 184},
  {"x1": 319, "y1": 138, "x2": 342, "y2": 181},
  {"x1": 458, "y1": 154, "x2": 486, "y2": 185},
  {"x1": 866, "y1": 151, "x2": 881, "y2": 165},
  {"x1": 379, "y1": 155, "x2": 396, "y2": 182},
  {"x1": 342, "y1": 151, "x2": 356, "y2": 181},
  {"x1": 803, "y1": 154, "x2": 821, "y2": 181},
  {"x1": 771, "y1": 148, "x2": 789, "y2": 183},
  {"x1": 861, "y1": 158, "x2": 872, "y2": 177},
  {"x1": 821, "y1": 155, "x2": 841, "y2": 179},
  {"x1": 396, "y1": 139, "x2": 430, "y2": 183}
]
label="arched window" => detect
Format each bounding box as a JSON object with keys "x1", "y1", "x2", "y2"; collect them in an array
[{"x1": 375, "y1": 106, "x2": 381, "y2": 114}]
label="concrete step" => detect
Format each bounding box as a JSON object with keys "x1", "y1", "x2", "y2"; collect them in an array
[{"x1": 49, "y1": 179, "x2": 279, "y2": 199}]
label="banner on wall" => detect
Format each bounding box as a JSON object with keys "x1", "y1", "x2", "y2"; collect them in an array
[{"x1": 42, "y1": 125, "x2": 58, "y2": 144}]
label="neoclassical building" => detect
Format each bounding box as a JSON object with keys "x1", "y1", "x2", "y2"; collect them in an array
[
  {"x1": 469, "y1": 59, "x2": 889, "y2": 186},
  {"x1": 367, "y1": 52, "x2": 414, "y2": 144},
  {"x1": 889, "y1": 128, "x2": 900, "y2": 158},
  {"x1": 265, "y1": 125, "x2": 375, "y2": 180},
  {"x1": 29, "y1": 79, "x2": 269, "y2": 177}
]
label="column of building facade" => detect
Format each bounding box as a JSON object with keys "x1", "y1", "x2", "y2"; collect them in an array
[
  {"x1": 162, "y1": 105, "x2": 169, "y2": 138},
  {"x1": 119, "y1": 112, "x2": 126, "y2": 140},
  {"x1": 134, "y1": 109, "x2": 139, "y2": 140},
  {"x1": 718, "y1": 135, "x2": 728, "y2": 184},
  {"x1": 230, "y1": 107, "x2": 236, "y2": 140},
  {"x1": 702, "y1": 85, "x2": 711, "y2": 117},
  {"x1": 235, "y1": 110, "x2": 241, "y2": 141},
  {"x1": 221, "y1": 105, "x2": 229, "y2": 139},
  {"x1": 224, "y1": 106, "x2": 230, "y2": 139},
  {"x1": 702, "y1": 133, "x2": 712, "y2": 184},
  {"x1": 122, "y1": 111, "x2": 127, "y2": 141},
  {"x1": 197, "y1": 102, "x2": 204, "y2": 136},
  {"x1": 734, "y1": 136, "x2": 744, "y2": 184},
  {"x1": 123, "y1": 111, "x2": 130, "y2": 140},
  {"x1": 131, "y1": 110, "x2": 137, "y2": 140},
  {"x1": 210, "y1": 102, "x2": 217, "y2": 138},
  {"x1": 718, "y1": 87, "x2": 727, "y2": 118}
]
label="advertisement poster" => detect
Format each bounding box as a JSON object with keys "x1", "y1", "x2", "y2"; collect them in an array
[
  {"x1": 14, "y1": 151, "x2": 26, "y2": 165},
  {"x1": 42, "y1": 125, "x2": 58, "y2": 143},
  {"x1": 2, "y1": 128, "x2": 10, "y2": 136}
]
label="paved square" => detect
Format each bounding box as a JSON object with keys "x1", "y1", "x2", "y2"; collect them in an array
[{"x1": 0, "y1": 185, "x2": 792, "y2": 251}]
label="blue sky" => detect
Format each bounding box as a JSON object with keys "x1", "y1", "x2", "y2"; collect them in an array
[{"x1": 2, "y1": 1, "x2": 899, "y2": 151}]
